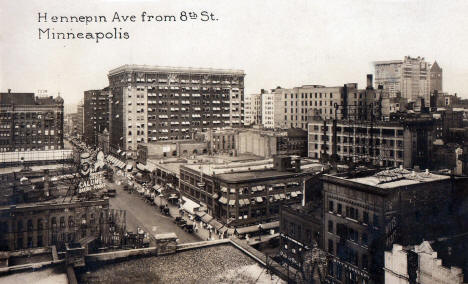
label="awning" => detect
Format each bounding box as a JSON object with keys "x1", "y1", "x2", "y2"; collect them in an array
[
  {"x1": 262, "y1": 221, "x2": 280, "y2": 230},
  {"x1": 256, "y1": 197, "x2": 263, "y2": 203},
  {"x1": 169, "y1": 194, "x2": 178, "y2": 200},
  {"x1": 220, "y1": 187, "x2": 228, "y2": 193},
  {"x1": 153, "y1": 185, "x2": 162, "y2": 193},
  {"x1": 279, "y1": 193, "x2": 286, "y2": 199},
  {"x1": 274, "y1": 194, "x2": 281, "y2": 200},
  {"x1": 219, "y1": 197, "x2": 228, "y2": 204},
  {"x1": 243, "y1": 199, "x2": 250, "y2": 205},
  {"x1": 291, "y1": 192, "x2": 298, "y2": 198},
  {"x1": 126, "y1": 164, "x2": 133, "y2": 171},
  {"x1": 228, "y1": 200, "x2": 236, "y2": 206},
  {"x1": 117, "y1": 149, "x2": 122, "y2": 154},
  {"x1": 201, "y1": 214, "x2": 213, "y2": 224},
  {"x1": 209, "y1": 219, "x2": 224, "y2": 230},
  {"x1": 239, "y1": 199, "x2": 245, "y2": 206},
  {"x1": 236, "y1": 225, "x2": 260, "y2": 235},
  {"x1": 296, "y1": 190, "x2": 303, "y2": 195},
  {"x1": 219, "y1": 226, "x2": 228, "y2": 234},
  {"x1": 196, "y1": 211, "x2": 206, "y2": 218},
  {"x1": 181, "y1": 196, "x2": 200, "y2": 215},
  {"x1": 136, "y1": 163, "x2": 146, "y2": 171},
  {"x1": 212, "y1": 193, "x2": 219, "y2": 199}
]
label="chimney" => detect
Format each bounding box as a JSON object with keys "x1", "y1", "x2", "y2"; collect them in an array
[
  {"x1": 8, "y1": 89, "x2": 11, "y2": 94},
  {"x1": 366, "y1": 74, "x2": 373, "y2": 89}
]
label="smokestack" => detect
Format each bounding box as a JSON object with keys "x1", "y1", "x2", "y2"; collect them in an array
[{"x1": 366, "y1": 74, "x2": 373, "y2": 89}]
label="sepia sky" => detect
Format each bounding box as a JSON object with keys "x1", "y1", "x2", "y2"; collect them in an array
[{"x1": 1, "y1": 0, "x2": 468, "y2": 107}]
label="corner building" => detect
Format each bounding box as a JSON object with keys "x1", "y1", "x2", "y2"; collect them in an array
[{"x1": 108, "y1": 65, "x2": 245, "y2": 157}]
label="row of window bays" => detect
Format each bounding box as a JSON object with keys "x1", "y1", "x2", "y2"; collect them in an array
[
  {"x1": 308, "y1": 124, "x2": 405, "y2": 138},
  {"x1": 179, "y1": 169, "x2": 304, "y2": 216},
  {"x1": 108, "y1": 71, "x2": 244, "y2": 87}
]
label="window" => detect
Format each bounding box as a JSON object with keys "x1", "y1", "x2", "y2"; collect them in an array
[
  {"x1": 373, "y1": 214, "x2": 380, "y2": 228},
  {"x1": 363, "y1": 211, "x2": 369, "y2": 224},
  {"x1": 337, "y1": 203, "x2": 342, "y2": 215},
  {"x1": 362, "y1": 232, "x2": 368, "y2": 246},
  {"x1": 328, "y1": 200, "x2": 334, "y2": 212},
  {"x1": 362, "y1": 254, "x2": 368, "y2": 270},
  {"x1": 328, "y1": 239, "x2": 334, "y2": 254},
  {"x1": 60, "y1": 217, "x2": 65, "y2": 228}
]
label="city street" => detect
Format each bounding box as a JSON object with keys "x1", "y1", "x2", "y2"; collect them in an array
[{"x1": 106, "y1": 174, "x2": 202, "y2": 244}]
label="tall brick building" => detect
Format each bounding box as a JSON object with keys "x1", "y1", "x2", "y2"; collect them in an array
[
  {"x1": 107, "y1": 65, "x2": 245, "y2": 157},
  {"x1": 0, "y1": 91, "x2": 64, "y2": 152},
  {"x1": 83, "y1": 88, "x2": 110, "y2": 147}
]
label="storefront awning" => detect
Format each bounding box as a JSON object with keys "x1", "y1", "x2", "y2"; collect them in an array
[
  {"x1": 279, "y1": 193, "x2": 286, "y2": 200},
  {"x1": 209, "y1": 219, "x2": 224, "y2": 231},
  {"x1": 201, "y1": 214, "x2": 213, "y2": 224},
  {"x1": 126, "y1": 164, "x2": 133, "y2": 171},
  {"x1": 236, "y1": 225, "x2": 260, "y2": 235},
  {"x1": 219, "y1": 196, "x2": 228, "y2": 204},
  {"x1": 296, "y1": 190, "x2": 303, "y2": 195},
  {"x1": 195, "y1": 211, "x2": 206, "y2": 218},
  {"x1": 181, "y1": 196, "x2": 200, "y2": 215},
  {"x1": 274, "y1": 194, "x2": 281, "y2": 200},
  {"x1": 212, "y1": 193, "x2": 219, "y2": 199},
  {"x1": 228, "y1": 200, "x2": 236, "y2": 206},
  {"x1": 136, "y1": 163, "x2": 146, "y2": 171},
  {"x1": 256, "y1": 197, "x2": 264, "y2": 203},
  {"x1": 239, "y1": 199, "x2": 245, "y2": 206},
  {"x1": 243, "y1": 199, "x2": 250, "y2": 205},
  {"x1": 262, "y1": 221, "x2": 280, "y2": 230},
  {"x1": 169, "y1": 194, "x2": 178, "y2": 200},
  {"x1": 291, "y1": 192, "x2": 298, "y2": 198}
]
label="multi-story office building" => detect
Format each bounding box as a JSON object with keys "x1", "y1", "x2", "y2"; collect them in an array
[
  {"x1": 307, "y1": 114, "x2": 435, "y2": 169},
  {"x1": 179, "y1": 156, "x2": 321, "y2": 229},
  {"x1": 261, "y1": 89, "x2": 281, "y2": 129},
  {"x1": 322, "y1": 168, "x2": 455, "y2": 283},
  {"x1": 245, "y1": 93, "x2": 262, "y2": 126},
  {"x1": 374, "y1": 56, "x2": 441, "y2": 103},
  {"x1": 108, "y1": 65, "x2": 245, "y2": 157},
  {"x1": 279, "y1": 203, "x2": 323, "y2": 270},
  {"x1": 83, "y1": 88, "x2": 110, "y2": 146},
  {"x1": 270, "y1": 75, "x2": 381, "y2": 131},
  {"x1": 73, "y1": 102, "x2": 84, "y2": 140},
  {"x1": 0, "y1": 91, "x2": 64, "y2": 152},
  {"x1": 429, "y1": 61, "x2": 443, "y2": 93}
]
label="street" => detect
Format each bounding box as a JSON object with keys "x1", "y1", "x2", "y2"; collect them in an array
[{"x1": 106, "y1": 174, "x2": 202, "y2": 244}]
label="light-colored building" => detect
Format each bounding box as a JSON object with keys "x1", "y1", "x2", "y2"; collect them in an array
[
  {"x1": 374, "y1": 56, "x2": 441, "y2": 104},
  {"x1": 108, "y1": 65, "x2": 245, "y2": 157},
  {"x1": 261, "y1": 89, "x2": 282, "y2": 129},
  {"x1": 244, "y1": 93, "x2": 262, "y2": 126},
  {"x1": 385, "y1": 242, "x2": 465, "y2": 284}
]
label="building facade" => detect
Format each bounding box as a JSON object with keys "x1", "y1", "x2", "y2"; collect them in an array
[
  {"x1": 244, "y1": 93, "x2": 262, "y2": 126},
  {"x1": 83, "y1": 88, "x2": 110, "y2": 147},
  {"x1": 108, "y1": 65, "x2": 245, "y2": 157},
  {"x1": 238, "y1": 128, "x2": 307, "y2": 158},
  {"x1": 322, "y1": 168, "x2": 455, "y2": 283},
  {"x1": 374, "y1": 56, "x2": 441, "y2": 103},
  {"x1": 0, "y1": 198, "x2": 111, "y2": 251},
  {"x1": 0, "y1": 91, "x2": 64, "y2": 152},
  {"x1": 385, "y1": 241, "x2": 465, "y2": 284},
  {"x1": 179, "y1": 156, "x2": 309, "y2": 228},
  {"x1": 308, "y1": 114, "x2": 435, "y2": 169}
]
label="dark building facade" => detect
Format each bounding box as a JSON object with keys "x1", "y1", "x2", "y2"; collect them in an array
[
  {"x1": 107, "y1": 65, "x2": 245, "y2": 157},
  {"x1": 322, "y1": 168, "x2": 456, "y2": 284},
  {"x1": 279, "y1": 203, "x2": 323, "y2": 270},
  {"x1": 0, "y1": 91, "x2": 64, "y2": 152},
  {"x1": 0, "y1": 198, "x2": 111, "y2": 251},
  {"x1": 83, "y1": 88, "x2": 110, "y2": 147}
]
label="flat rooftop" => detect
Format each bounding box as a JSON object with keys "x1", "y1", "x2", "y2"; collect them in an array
[
  {"x1": 0, "y1": 164, "x2": 74, "y2": 175},
  {"x1": 0, "y1": 266, "x2": 67, "y2": 284},
  {"x1": 77, "y1": 244, "x2": 284, "y2": 284},
  {"x1": 330, "y1": 168, "x2": 450, "y2": 189},
  {"x1": 109, "y1": 64, "x2": 245, "y2": 76}
]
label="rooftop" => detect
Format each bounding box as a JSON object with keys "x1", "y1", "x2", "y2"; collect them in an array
[
  {"x1": 77, "y1": 244, "x2": 284, "y2": 284},
  {"x1": 329, "y1": 167, "x2": 450, "y2": 189},
  {"x1": 108, "y1": 64, "x2": 245, "y2": 76}
]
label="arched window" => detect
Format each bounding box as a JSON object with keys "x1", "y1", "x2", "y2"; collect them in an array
[
  {"x1": 172, "y1": 150, "x2": 177, "y2": 156},
  {"x1": 193, "y1": 149, "x2": 198, "y2": 155}
]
